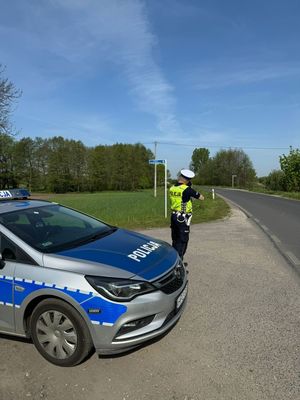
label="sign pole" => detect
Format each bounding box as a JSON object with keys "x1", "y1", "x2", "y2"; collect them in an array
[
  {"x1": 165, "y1": 160, "x2": 167, "y2": 218},
  {"x1": 148, "y1": 159, "x2": 168, "y2": 218},
  {"x1": 154, "y1": 141, "x2": 157, "y2": 198}
]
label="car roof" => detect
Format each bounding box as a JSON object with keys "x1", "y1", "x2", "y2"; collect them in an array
[{"x1": 0, "y1": 199, "x2": 54, "y2": 215}]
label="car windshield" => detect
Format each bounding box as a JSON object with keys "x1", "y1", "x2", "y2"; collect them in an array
[{"x1": 0, "y1": 204, "x2": 115, "y2": 253}]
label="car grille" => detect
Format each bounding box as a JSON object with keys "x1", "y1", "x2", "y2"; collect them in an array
[{"x1": 153, "y1": 261, "x2": 186, "y2": 294}]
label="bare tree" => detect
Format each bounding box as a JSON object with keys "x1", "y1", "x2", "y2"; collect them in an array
[{"x1": 0, "y1": 65, "x2": 22, "y2": 135}]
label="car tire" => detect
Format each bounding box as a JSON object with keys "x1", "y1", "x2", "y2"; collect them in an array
[{"x1": 30, "y1": 298, "x2": 93, "y2": 367}]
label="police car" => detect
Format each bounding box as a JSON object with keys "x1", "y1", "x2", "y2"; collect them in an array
[{"x1": 0, "y1": 189, "x2": 188, "y2": 366}]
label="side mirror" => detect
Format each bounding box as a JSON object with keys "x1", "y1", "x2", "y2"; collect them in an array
[{"x1": 0, "y1": 252, "x2": 5, "y2": 269}]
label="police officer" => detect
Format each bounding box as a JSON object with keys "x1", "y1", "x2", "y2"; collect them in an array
[{"x1": 169, "y1": 169, "x2": 204, "y2": 261}]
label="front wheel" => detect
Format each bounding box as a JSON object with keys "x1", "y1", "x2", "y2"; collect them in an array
[{"x1": 30, "y1": 299, "x2": 93, "y2": 367}]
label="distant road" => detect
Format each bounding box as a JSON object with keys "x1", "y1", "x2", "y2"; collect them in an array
[{"x1": 216, "y1": 188, "x2": 300, "y2": 270}]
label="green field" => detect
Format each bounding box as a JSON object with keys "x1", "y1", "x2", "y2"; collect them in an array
[{"x1": 35, "y1": 188, "x2": 230, "y2": 230}]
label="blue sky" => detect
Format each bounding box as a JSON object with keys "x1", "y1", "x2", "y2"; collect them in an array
[{"x1": 0, "y1": 0, "x2": 299, "y2": 177}]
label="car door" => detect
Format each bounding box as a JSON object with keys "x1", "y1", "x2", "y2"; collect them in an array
[
  {"x1": 0, "y1": 232, "x2": 38, "y2": 334},
  {"x1": 0, "y1": 233, "x2": 16, "y2": 333}
]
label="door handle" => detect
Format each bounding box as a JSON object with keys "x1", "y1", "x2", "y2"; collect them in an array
[{"x1": 15, "y1": 285, "x2": 25, "y2": 292}]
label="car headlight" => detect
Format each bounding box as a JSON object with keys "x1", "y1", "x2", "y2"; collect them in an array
[{"x1": 85, "y1": 276, "x2": 156, "y2": 302}]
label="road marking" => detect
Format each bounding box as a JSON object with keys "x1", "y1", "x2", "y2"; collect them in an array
[
  {"x1": 286, "y1": 251, "x2": 300, "y2": 266},
  {"x1": 270, "y1": 235, "x2": 281, "y2": 244},
  {"x1": 260, "y1": 224, "x2": 269, "y2": 231}
]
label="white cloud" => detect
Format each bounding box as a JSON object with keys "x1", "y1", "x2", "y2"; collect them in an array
[
  {"x1": 190, "y1": 62, "x2": 300, "y2": 90},
  {"x1": 2, "y1": 0, "x2": 180, "y2": 136}
]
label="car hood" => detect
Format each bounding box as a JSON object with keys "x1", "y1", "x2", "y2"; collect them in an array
[{"x1": 43, "y1": 228, "x2": 178, "y2": 281}]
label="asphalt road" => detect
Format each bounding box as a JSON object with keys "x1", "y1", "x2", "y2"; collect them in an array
[
  {"x1": 0, "y1": 206, "x2": 299, "y2": 400},
  {"x1": 216, "y1": 189, "x2": 300, "y2": 271}
]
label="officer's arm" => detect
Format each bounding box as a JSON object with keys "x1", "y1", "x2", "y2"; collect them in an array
[
  {"x1": 190, "y1": 188, "x2": 204, "y2": 201},
  {"x1": 196, "y1": 191, "x2": 204, "y2": 201}
]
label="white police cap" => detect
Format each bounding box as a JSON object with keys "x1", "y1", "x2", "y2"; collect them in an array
[{"x1": 180, "y1": 169, "x2": 195, "y2": 179}]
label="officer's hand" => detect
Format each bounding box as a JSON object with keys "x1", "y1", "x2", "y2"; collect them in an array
[{"x1": 199, "y1": 195, "x2": 204, "y2": 201}]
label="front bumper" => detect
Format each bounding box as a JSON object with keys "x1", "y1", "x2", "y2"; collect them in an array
[{"x1": 90, "y1": 278, "x2": 188, "y2": 355}]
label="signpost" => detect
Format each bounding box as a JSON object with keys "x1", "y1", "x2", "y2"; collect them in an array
[
  {"x1": 232, "y1": 174, "x2": 237, "y2": 188},
  {"x1": 149, "y1": 159, "x2": 168, "y2": 218}
]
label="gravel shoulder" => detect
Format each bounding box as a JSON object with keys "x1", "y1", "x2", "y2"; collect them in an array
[{"x1": 1, "y1": 206, "x2": 299, "y2": 400}]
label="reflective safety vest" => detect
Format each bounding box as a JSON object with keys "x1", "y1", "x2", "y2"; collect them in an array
[{"x1": 169, "y1": 184, "x2": 193, "y2": 213}]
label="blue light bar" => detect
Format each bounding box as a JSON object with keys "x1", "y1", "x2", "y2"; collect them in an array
[{"x1": 0, "y1": 188, "x2": 31, "y2": 200}]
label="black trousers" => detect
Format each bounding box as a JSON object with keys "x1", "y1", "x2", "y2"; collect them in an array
[{"x1": 170, "y1": 213, "x2": 190, "y2": 259}]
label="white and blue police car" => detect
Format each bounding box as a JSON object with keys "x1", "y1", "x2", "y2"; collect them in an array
[{"x1": 0, "y1": 189, "x2": 188, "y2": 366}]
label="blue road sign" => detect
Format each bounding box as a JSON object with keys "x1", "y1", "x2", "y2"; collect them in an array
[{"x1": 149, "y1": 159, "x2": 166, "y2": 165}]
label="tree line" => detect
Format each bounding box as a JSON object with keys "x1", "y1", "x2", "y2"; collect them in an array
[
  {"x1": 190, "y1": 147, "x2": 257, "y2": 188},
  {"x1": 0, "y1": 134, "x2": 171, "y2": 192},
  {"x1": 190, "y1": 146, "x2": 300, "y2": 192},
  {"x1": 262, "y1": 147, "x2": 300, "y2": 192}
]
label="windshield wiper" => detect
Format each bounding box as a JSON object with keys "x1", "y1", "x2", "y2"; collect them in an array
[
  {"x1": 83, "y1": 228, "x2": 117, "y2": 243},
  {"x1": 41, "y1": 227, "x2": 118, "y2": 253},
  {"x1": 66, "y1": 227, "x2": 118, "y2": 247}
]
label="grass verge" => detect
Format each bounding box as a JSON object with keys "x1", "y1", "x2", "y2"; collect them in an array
[
  {"x1": 247, "y1": 185, "x2": 300, "y2": 201},
  {"x1": 34, "y1": 189, "x2": 230, "y2": 230},
  {"x1": 199, "y1": 184, "x2": 300, "y2": 202}
]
